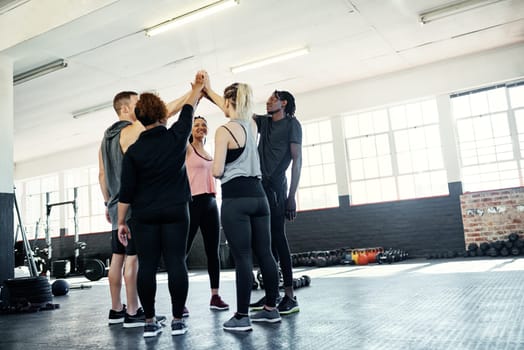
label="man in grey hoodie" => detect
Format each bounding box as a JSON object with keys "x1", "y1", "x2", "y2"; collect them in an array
[{"x1": 99, "y1": 90, "x2": 189, "y2": 327}]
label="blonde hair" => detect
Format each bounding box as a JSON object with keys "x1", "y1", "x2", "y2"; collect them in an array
[{"x1": 223, "y1": 83, "x2": 253, "y2": 120}]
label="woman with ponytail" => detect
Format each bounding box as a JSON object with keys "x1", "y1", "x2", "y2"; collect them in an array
[{"x1": 206, "y1": 78, "x2": 281, "y2": 332}]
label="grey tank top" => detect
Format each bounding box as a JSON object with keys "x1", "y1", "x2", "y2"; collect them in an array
[
  {"x1": 220, "y1": 119, "x2": 261, "y2": 184},
  {"x1": 101, "y1": 120, "x2": 132, "y2": 229}
]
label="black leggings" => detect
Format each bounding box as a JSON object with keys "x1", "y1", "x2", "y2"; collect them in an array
[
  {"x1": 186, "y1": 194, "x2": 221, "y2": 289},
  {"x1": 263, "y1": 183, "x2": 294, "y2": 288},
  {"x1": 129, "y1": 204, "x2": 189, "y2": 319},
  {"x1": 221, "y1": 196, "x2": 279, "y2": 315}
]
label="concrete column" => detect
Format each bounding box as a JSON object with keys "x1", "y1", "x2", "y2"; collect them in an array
[{"x1": 0, "y1": 54, "x2": 14, "y2": 287}]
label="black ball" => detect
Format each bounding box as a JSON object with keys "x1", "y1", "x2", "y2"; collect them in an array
[{"x1": 52, "y1": 279, "x2": 70, "y2": 296}]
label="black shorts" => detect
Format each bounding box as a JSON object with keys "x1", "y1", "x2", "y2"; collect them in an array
[{"x1": 111, "y1": 229, "x2": 137, "y2": 256}]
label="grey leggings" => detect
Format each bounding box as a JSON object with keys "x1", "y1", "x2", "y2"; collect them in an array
[{"x1": 220, "y1": 196, "x2": 279, "y2": 314}]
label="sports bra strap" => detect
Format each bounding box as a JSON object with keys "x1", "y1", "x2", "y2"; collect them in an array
[{"x1": 221, "y1": 123, "x2": 246, "y2": 148}]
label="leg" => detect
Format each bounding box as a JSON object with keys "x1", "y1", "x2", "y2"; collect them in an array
[
  {"x1": 200, "y1": 195, "x2": 221, "y2": 292},
  {"x1": 251, "y1": 197, "x2": 279, "y2": 308},
  {"x1": 161, "y1": 204, "x2": 189, "y2": 320},
  {"x1": 270, "y1": 211, "x2": 294, "y2": 297},
  {"x1": 123, "y1": 236, "x2": 139, "y2": 315},
  {"x1": 186, "y1": 199, "x2": 200, "y2": 256},
  {"x1": 108, "y1": 229, "x2": 125, "y2": 312},
  {"x1": 129, "y1": 220, "x2": 162, "y2": 321},
  {"x1": 221, "y1": 198, "x2": 254, "y2": 316}
]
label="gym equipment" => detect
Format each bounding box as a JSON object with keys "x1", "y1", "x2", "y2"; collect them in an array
[
  {"x1": 51, "y1": 279, "x2": 69, "y2": 296},
  {"x1": 84, "y1": 258, "x2": 108, "y2": 281},
  {"x1": 13, "y1": 187, "x2": 39, "y2": 277},
  {"x1": 256, "y1": 268, "x2": 284, "y2": 290}
]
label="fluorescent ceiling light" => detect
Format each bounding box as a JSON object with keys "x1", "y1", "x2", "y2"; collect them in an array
[
  {"x1": 419, "y1": 0, "x2": 505, "y2": 24},
  {"x1": 231, "y1": 47, "x2": 310, "y2": 74},
  {"x1": 13, "y1": 59, "x2": 68, "y2": 86},
  {"x1": 145, "y1": 0, "x2": 239, "y2": 37},
  {"x1": 72, "y1": 101, "x2": 113, "y2": 119}
]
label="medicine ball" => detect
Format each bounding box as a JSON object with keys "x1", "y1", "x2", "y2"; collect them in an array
[{"x1": 51, "y1": 279, "x2": 69, "y2": 296}]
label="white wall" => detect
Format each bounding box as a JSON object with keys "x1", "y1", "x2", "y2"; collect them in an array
[{"x1": 14, "y1": 43, "x2": 524, "y2": 181}]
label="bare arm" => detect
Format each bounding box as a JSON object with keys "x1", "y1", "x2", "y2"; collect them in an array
[
  {"x1": 212, "y1": 127, "x2": 229, "y2": 178},
  {"x1": 202, "y1": 71, "x2": 226, "y2": 113},
  {"x1": 286, "y1": 142, "x2": 302, "y2": 221},
  {"x1": 98, "y1": 147, "x2": 111, "y2": 223},
  {"x1": 166, "y1": 91, "x2": 191, "y2": 118}
]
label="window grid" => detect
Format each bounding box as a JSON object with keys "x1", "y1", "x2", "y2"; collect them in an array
[
  {"x1": 452, "y1": 82, "x2": 524, "y2": 192},
  {"x1": 345, "y1": 99, "x2": 448, "y2": 204},
  {"x1": 295, "y1": 119, "x2": 338, "y2": 210}
]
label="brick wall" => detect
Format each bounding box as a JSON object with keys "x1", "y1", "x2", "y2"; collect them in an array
[{"x1": 460, "y1": 187, "x2": 524, "y2": 247}]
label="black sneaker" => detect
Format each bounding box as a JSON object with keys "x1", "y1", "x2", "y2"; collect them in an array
[
  {"x1": 277, "y1": 295, "x2": 299, "y2": 315},
  {"x1": 123, "y1": 308, "x2": 167, "y2": 328},
  {"x1": 108, "y1": 305, "x2": 126, "y2": 325},
  {"x1": 143, "y1": 321, "x2": 162, "y2": 338},
  {"x1": 171, "y1": 319, "x2": 188, "y2": 336},
  {"x1": 249, "y1": 295, "x2": 282, "y2": 311}
]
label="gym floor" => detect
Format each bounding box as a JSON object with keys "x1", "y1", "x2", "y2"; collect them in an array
[{"x1": 1, "y1": 257, "x2": 523, "y2": 350}]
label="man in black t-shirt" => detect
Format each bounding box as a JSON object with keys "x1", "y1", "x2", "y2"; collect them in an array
[{"x1": 250, "y1": 90, "x2": 302, "y2": 315}]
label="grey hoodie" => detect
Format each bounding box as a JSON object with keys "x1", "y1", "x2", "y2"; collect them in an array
[{"x1": 101, "y1": 120, "x2": 132, "y2": 230}]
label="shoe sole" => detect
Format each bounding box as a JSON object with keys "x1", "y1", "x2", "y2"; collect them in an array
[
  {"x1": 251, "y1": 317, "x2": 282, "y2": 323},
  {"x1": 279, "y1": 307, "x2": 300, "y2": 315},
  {"x1": 143, "y1": 329, "x2": 162, "y2": 338},
  {"x1": 123, "y1": 322, "x2": 145, "y2": 328},
  {"x1": 249, "y1": 306, "x2": 264, "y2": 311},
  {"x1": 223, "y1": 326, "x2": 253, "y2": 332},
  {"x1": 108, "y1": 318, "x2": 124, "y2": 325},
  {"x1": 210, "y1": 306, "x2": 229, "y2": 311},
  {"x1": 171, "y1": 329, "x2": 188, "y2": 336}
]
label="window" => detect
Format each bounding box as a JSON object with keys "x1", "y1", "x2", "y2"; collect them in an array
[
  {"x1": 295, "y1": 119, "x2": 338, "y2": 210},
  {"x1": 452, "y1": 81, "x2": 524, "y2": 192},
  {"x1": 23, "y1": 175, "x2": 60, "y2": 238},
  {"x1": 64, "y1": 166, "x2": 109, "y2": 234},
  {"x1": 345, "y1": 99, "x2": 448, "y2": 204}
]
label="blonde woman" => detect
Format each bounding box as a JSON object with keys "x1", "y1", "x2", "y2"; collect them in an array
[{"x1": 207, "y1": 80, "x2": 281, "y2": 332}]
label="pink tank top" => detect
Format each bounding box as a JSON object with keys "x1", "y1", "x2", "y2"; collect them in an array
[{"x1": 186, "y1": 145, "x2": 216, "y2": 196}]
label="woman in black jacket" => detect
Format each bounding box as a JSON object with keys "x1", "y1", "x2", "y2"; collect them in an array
[{"x1": 117, "y1": 72, "x2": 204, "y2": 338}]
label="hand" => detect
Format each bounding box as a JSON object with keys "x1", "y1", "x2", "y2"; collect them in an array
[
  {"x1": 117, "y1": 224, "x2": 130, "y2": 247},
  {"x1": 105, "y1": 207, "x2": 111, "y2": 223},
  {"x1": 201, "y1": 70, "x2": 211, "y2": 92},
  {"x1": 192, "y1": 70, "x2": 205, "y2": 92},
  {"x1": 285, "y1": 197, "x2": 297, "y2": 222}
]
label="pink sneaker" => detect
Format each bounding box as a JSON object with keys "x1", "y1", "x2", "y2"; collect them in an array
[{"x1": 210, "y1": 295, "x2": 229, "y2": 311}]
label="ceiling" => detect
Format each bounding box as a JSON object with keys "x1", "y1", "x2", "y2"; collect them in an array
[{"x1": 2, "y1": 0, "x2": 524, "y2": 163}]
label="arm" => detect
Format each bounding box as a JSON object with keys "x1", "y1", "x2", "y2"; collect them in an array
[
  {"x1": 212, "y1": 127, "x2": 229, "y2": 178},
  {"x1": 98, "y1": 147, "x2": 111, "y2": 223},
  {"x1": 166, "y1": 91, "x2": 190, "y2": 118},
  {"x1": 285, "y1": 142, "x2": 302, "y2": 221},
  {"x1": 202, "y1": 71, "x2": 227, "y2": 113}
]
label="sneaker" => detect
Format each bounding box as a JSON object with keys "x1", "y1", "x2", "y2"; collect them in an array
[
  {"x1": 123, "y1": 308, "x2": 167, "y2": 328},
  {"x1": 108, "y1": 305, "x2": 126, "y2": 325},
  {"x1": 277, "y1": 295, "x2": 299, "y2": 315},
  {"x1": 250, "y1": 307, "x2": 281, "y2": 323},
  {"x1": 210, "y1": 295, "x2": 229, "y2": 311},
  {"x1": 143, "y1": 321, "x2": 162, "y2": 338},
  {"x1": 223, "y1": 314, "x2": 252, "y2": 332},
  {"x1": 183, "y1": 306, "x2": 189, "y2": 318},
  {"x1": 249, "y1": 295, "x2": 282, "y2": 311},
  {"x1": 171, "y1": 319, "x2": 188, "y2": 336}
]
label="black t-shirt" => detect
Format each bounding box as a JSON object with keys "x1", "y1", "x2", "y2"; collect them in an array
[
  {"x1": 119, "y1": 104, "x2": 193, "y2": 222},
  {"x1": 254, "y1": 114, "x2": 302, "y2": 190}
]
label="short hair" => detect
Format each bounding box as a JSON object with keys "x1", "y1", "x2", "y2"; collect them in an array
[
  {"x1": 134, "y1": 93, "x2": 167, "y2": 126},
  {"x1": 113, "y1": 91, "x2": 138, "y2": 115},
  {"x1": 274, "y1": 90, "x2": 296, "y2": 116}
]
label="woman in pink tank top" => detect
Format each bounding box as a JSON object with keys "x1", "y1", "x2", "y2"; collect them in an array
[{"x1": 185, "y1": 116, "x2": 229, "y2": 311}]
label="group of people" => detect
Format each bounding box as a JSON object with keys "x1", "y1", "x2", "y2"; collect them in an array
[{"x1": 98, "y1": 70, "x2": 302, "y2": 338}]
